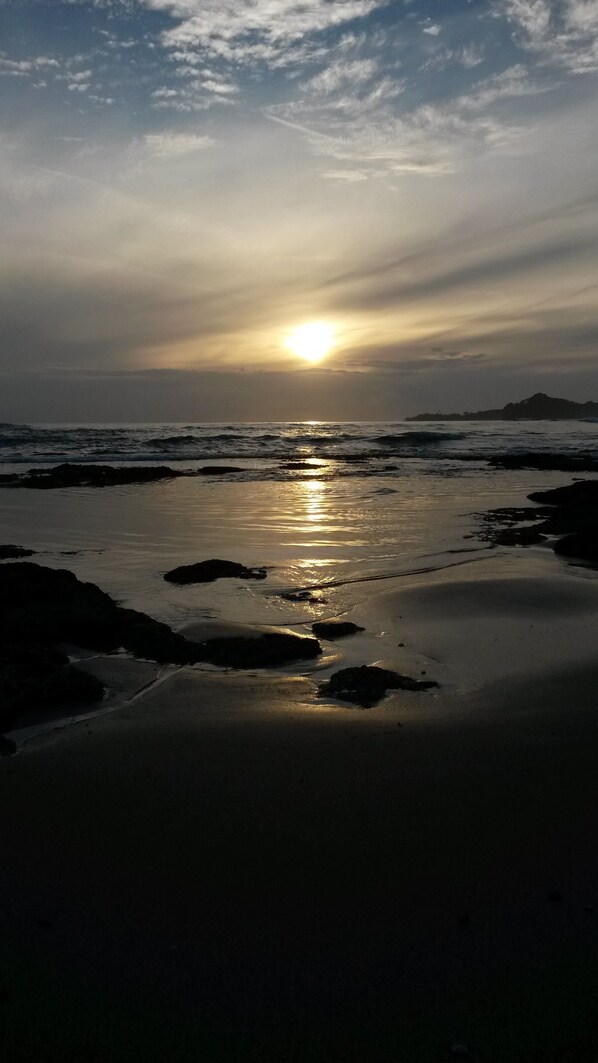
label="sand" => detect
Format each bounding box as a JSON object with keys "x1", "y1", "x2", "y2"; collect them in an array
[{"x1": 2, "y1": 552, "x2": 598, "y2": 1061}]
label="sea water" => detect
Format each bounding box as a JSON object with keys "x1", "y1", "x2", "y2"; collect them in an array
[{"x1": 1, "y1": 420, "x2": 597, "y2": 632}]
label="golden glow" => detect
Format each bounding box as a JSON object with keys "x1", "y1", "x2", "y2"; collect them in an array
[{"x1": 285, "y1": 322, "x2": 335, "y2": 364}]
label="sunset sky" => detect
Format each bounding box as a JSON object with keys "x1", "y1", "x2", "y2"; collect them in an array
[{"x1": 1, "y1": 0, "x2": 598, "y2": 420}]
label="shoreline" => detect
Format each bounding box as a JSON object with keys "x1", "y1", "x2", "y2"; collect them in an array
[{"x1": 3, "y1": 549, "x2": 598, "y2": 1059}]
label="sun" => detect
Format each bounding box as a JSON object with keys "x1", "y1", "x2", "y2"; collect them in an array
[{"x1": 285, "y1": 322, "x2": 336, "y2": 364}]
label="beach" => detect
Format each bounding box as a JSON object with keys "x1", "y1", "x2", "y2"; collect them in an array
[
  {"x1": 2, "y1": 422, "x2": 598, "y2": 1060},
  {"x1": 3, "y1": 555, "x2": 598, "y2": 1059}
]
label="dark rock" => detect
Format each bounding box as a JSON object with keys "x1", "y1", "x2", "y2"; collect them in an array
[
  {"x1": 0, "y1": 562, "x2": 206, "y2": 662},
  {"x1": 490, "y1": 453, "x2": 598, "y2": 472},
  {"x1": 0, "y1": 736, "x2": 17, "y2": 756},
  {"x1": 311, "y1": 621, "x2": 365, "y2": 640},
  {"x1": 483, "y1": 506, "x2": 545, "y2": 524},
  {"x1": 492, "y1": 525, "x2": 547, "y2": 547},
  {"x1": 197, "y1": 466, "x2": 244, "y2": 475},
  {"x1": 281, "y1": 589, "x2": 327, "y2": 603},
  {"x1": 553, "y1": 533, "x2": 598, "y2": 562},
  {"x1": 476, "y1": 481, "x2": 598, "y2": 561},
  {"x1": 0, "y1": 544, "x2": 35, "y2": 559},
  {"x1": 0, "y1": 641, "x2": 105, "y2": 732},
  {"x1": 0, "y1": 463, "x2": 187, "y2": 490},
  {"x1": 195, "y1": 632, "x2": 321, "y2": 668},
  {"x1": 280, "y1": 462, "x2": 315, "y2": 470},
  {"x1": 164, "y1": 558, "x2": 267, "y2": 584},
  {"x1": 528, "y1": 482, "x2": 598, "y2": 561},
  {"x1": 528, "y1": 480, "x2": 598, "y2": 507},
  {"x1": 319, "y1": 665, "x2": 438, "y2": 708},
  {"x1": 0, "y1": 563, "x2": 221, "y2": 731}
]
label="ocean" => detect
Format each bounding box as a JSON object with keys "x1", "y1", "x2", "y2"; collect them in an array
[
  {"x1": 2, "y1": 420, "x2": 598, "y2": 643},
  {"x1": 2, "y1": 418, "x2": 598, "y2": 468}
]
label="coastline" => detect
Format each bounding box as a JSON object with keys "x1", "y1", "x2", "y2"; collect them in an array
[{"x1": 3, "y1": 546, "x2": 598, "y2": 1060}]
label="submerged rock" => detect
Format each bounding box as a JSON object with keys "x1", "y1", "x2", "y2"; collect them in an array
[
  {"x1": 491, "y1": 525, "x2": 547, "y2": 547},
  {"x1": 164, "y1": 558, "x2": 267, "y2": 584},
  {"x1": 0, "y1": 463, "x2": 188, "y2": 489},
  {"x1": 280, "y1": 589, "x2": 327, "y2": 603},
  {"x1": 0, "y1": 544, "x2": 35, "y2": 559},
  {"x1": 489, "y1": 453, "x2": 598, "y2": 472},
  {"x1": 197, "y1": 466, "x2": 244, "y2": 475},
  {"x1": 194, "y1": 632, "x2": 321, "y2": 669},
  {"x1": 319, "y1": 665, "x2": 438, "y2": 708},
  {"x1": 311, "y1": 621, "x2": 365, "y2": 640}
]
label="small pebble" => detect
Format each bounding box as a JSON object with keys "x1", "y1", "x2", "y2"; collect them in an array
[
  {"x1": 451, "y1": 1046, "x2": 470, "y2": 1058},
  {"x1": 548, "y1": 890, "x2": 563, "y2": 904},
  {"x1": 458, "y1": 914, "x2": 471, "y2": 928}
]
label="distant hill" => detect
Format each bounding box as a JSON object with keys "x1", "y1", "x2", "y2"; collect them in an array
[{"x1": 406, "y1": 392, "x2": 598, "y2": 422}]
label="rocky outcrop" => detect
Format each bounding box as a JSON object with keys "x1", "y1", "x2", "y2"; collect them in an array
[
  {"x1": 164, "y1": 559, "x2": 267, "y2": 584},
  {"x1": 407, "y1": 393, "x2": 598, "y2": 422},
  {"x1": 0, "y1": 563, "x2": 321, "y2": 736},
  {"x1": 0, "y1": 463, "x2": 189, "y2": 489},
  {"x1": 0, "y1": 544, "x2": 35, "y2": 559},
  {"x1": 0, "y1": 563, "x2": 205, "y2": 664},
  {"x1": 319, "y1": 665, "x2": 438, "y2": 708},
  {"x1": 478, "y1": 479, "x2": 598, "y2": 564},
  {"x1": 528, "y1": 481, "x2": 598, "y2": 507}
]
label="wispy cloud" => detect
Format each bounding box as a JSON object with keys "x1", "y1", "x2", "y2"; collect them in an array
[
  {"x1": 505, "y1": 0, "x2": 598, "y2": 72},
  {"x1": 147, "y1": 0, "x2": 386, "y2": 47}
]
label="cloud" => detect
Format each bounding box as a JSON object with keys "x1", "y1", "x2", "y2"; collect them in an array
[
  {"x1": 0, "y1": 55, "x2": 61, "y2": 77},
  {"x1": 504, "y1": 0, "x2": 598, "y2": 73},
  {"x1": 267, "y1": 86, "x2": 525, "y2": 179},
  {"x1": 420, "y1": 43, "x2": 485, "y2": 72},
  {"x1": 145, "y1": 0, "x2": 387, "y2": 58},
  {"x1": 141, "y1": 131, "x2": 216, "y2": 155},
  {"x1": 455, "y1": 63, "x2": 552, "y2": 110},
  {"x1": 303, "y1": 57, "x2": 379, "y2": 94}
]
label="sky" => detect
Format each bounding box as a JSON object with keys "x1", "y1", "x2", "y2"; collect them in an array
[{"x1": 1, "y1": 0, "x2": 598, "y2": 421}]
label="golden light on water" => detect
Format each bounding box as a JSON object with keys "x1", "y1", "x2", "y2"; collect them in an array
[{"x1": 285, "y1": 322, "x2": 336, "y2": 364}]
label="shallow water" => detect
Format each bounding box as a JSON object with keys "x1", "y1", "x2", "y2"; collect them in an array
[{"x1": 1, "y1": 459, "x2": 593, "y2": 634}]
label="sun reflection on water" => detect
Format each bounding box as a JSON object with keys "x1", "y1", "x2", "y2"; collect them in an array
[{"x1": 303, "y1": 478, "x2": 326, "y2": 524}]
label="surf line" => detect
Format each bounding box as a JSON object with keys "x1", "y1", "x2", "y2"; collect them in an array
[{"x1": 275, "y1": 550, "x2": 499, "y2": 596}]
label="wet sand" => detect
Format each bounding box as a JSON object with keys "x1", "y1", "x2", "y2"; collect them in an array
[{"x1": 2, "y1": 557, "x2": 598, "y2": 1061}]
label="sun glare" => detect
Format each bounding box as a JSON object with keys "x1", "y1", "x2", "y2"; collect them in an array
[{"x1": 286, "y1": 322, "x2": 335, "y2": 364}]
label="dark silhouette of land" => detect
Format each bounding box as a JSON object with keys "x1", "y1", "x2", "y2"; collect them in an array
[{"x1": 407, "y1": 392, "x2": 598, "y2": 421}]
